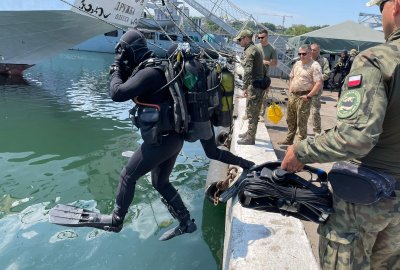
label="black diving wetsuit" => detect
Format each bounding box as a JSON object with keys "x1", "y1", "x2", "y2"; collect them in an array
[
  {"x1": 110, "y1": 63, "x2": 254, "y2": 220},
  {"x1": 110, "y1": 65, "x2": 181, "y2": 218}
]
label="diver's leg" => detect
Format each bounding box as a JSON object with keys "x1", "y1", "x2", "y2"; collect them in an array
[{"x1": 150, "y1": 133, "x2": 196, "y2": 240}]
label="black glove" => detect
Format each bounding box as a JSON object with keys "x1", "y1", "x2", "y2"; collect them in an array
[
  {"x1": 109, "y1": 63, "x2": 119, "y2": 75},
  {"x1": 239, "y1": 158, "x2": 255, "y2": 170},
  {"x1": 109, "y1": 44, "x2": 128, "y2": 75}
]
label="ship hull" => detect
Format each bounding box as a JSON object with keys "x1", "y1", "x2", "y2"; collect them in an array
[{"x1": 0, "y1": 0, "x2": 147, "y2": 75}]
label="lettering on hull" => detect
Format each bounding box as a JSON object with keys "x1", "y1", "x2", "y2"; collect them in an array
[{"x1": 78, "y1": 0, "x2": 111, "y2": 19}]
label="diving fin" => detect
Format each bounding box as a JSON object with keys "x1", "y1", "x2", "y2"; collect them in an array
[
  {"x1": 159, "y1": 219, "x2": 197, "y2": 241},
  {"x1": 218, "y1": 169, "x2": 250, "y2": 203},
  {"x1": 48, "y1": 204, "x2": 122, "y2": 232}
]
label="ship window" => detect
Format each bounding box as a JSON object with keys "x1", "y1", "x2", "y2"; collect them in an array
[
  {"x1": 159, "y1": 34, "x2": 178, "y2": 41},
  {"x1": 143, "y1": 32, "x2": 156, "y2": 40},
  {"x1": 104, "y1": 30, "x2": 119, "y2": 37},
  {"x1": 183, "y1": 36, "x2": 199, "y2": 42}
]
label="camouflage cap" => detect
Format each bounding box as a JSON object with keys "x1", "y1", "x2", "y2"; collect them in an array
[
  {"x1": 366, "y1": 0, "x2": 383, "y2": 7},
  {"x1": 233, "y1": 29, "x2": 253, "y2": 41}
]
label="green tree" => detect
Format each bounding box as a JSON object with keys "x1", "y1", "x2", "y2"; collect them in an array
[
  {"x1": 260, "y1": 22, "x2": 276, "y2": 32},
  {"x1": 283, "y1": 24, "x2": 327, "y2": 36}
]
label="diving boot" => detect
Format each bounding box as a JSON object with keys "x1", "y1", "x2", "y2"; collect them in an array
[
  {"x1": 159, "y1": 194, "x2": 197, "y2": 241},
  {"x1": 237, "y1": 135, "x2": 255, "y2": 145},
  {"x1": 93, "y1": 212, "x2": 123, "y2": 232},
  {"x1": 159, "y1": 218, "x2": 197, "y2": 241}
]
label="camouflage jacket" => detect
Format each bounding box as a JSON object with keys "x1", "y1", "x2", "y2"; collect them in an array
[
  {"x1": 242, "y1": 42, "x2": 264, "y2": 89},
  {"x1": 315, "y1": 56, "x2": 331, "y2": 82},
  {"x1": 295, "y1": 28, "x2": 400, "y2": 178}
]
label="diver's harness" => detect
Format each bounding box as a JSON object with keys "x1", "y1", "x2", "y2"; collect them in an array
[
  {"x1": 129, "y1": 43, "x2": 235, "y2": 145},
  {"x1": 236, "y1": 161, "x2": 333, "y2": 224}
]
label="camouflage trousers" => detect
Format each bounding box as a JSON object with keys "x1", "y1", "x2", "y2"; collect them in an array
[
  {"x1": 318, "y1": 191, "x2": 400, "y2": 270},
  {"x1": 258, "y1": 88, "x2": 270, "y2": 117},
  {"x1": 285, "y1": 92, "x2": 312, "y2": 142},
  {"x1": 311, "y1": 88, "x2": 322, "y2": 134},
  {"x1": 245, "y1": 86, "x2": 265, "y2": 137}
]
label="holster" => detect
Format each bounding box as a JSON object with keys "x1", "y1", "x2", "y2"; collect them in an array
[
  {"x1": 328, "y1": 162, "x2": 397, "y2": 205},
  {"x1": 252, "y1": 76, "x2": 271, "y2": 90}
]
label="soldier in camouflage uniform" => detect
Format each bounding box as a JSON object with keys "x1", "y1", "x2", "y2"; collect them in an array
[
  {"x1": 278, "y1": 44, "x2": 323, "y2": 145},
  {"x1": 281, "y1": 1, "x2": 400, "y2": 268},
  {"x1": 310, "y1": 43, "x2": 331, "y2": 135},
  {"x1": 257, "y1": 29, "x2": 278, "y2": 121},
  {"x1": 330, "y1": 50, "x2": 352, "y2": 98},
  {"x1": 234, "y1": 29, "x2": 265, "y2": 145}
]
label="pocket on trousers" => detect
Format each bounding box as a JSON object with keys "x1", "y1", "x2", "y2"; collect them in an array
[{"x1": 318, "y1": 225, "x2": 357, "y2": 269}]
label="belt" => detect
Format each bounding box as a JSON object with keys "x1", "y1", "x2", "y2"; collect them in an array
[{"x1": 292, "y1": 90, "x2": 310, "y2": 96}]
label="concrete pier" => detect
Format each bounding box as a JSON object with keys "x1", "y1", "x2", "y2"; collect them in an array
[{"x1": 222, "y1": 92, "x2": 319, "y2": 270}]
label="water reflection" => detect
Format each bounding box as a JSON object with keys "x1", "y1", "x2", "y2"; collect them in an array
[
  {"x1": 0, "y1": 50, "x2": 221, "y2": 269},
  {"x1": 0, "y1": 74, "x2": 29, "y2": 85}
]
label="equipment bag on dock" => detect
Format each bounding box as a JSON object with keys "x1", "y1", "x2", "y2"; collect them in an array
[{"x1": 238, "y1": 161, "x2": 334, "y2": 224}]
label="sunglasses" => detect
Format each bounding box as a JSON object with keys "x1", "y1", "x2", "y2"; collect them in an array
[
  {"x1": 258, "y1": 36, "x2": 267, "y2": 39},
  {"x1": 380, "y1": 0, "x2": 392, "y2": 13},
  {"x1": 298, "y1": 52, "x2": 308, "y2": 56}
]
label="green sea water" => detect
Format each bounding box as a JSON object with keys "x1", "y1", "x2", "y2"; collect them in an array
[{"x1": 0, "y1": 50, "x2": 225, "y2": 270}]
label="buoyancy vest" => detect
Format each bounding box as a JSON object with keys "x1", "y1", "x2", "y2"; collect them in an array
[{"x1": 131, "y1": 50, "x2": 232, "y2": 142}]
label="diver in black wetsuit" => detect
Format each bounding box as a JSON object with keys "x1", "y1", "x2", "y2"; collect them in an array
[{"x1": 105, "y1": 30, "x2": 254, "y2": 240}]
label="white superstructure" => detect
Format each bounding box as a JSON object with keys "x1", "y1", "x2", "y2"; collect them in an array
[{"x1": 0, "y1": 0, "x2": 147, "y2": 75}]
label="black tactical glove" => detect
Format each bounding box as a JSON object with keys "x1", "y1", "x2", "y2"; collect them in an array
[{"x1": 109, "y1": 44, "x2": 127, "y2": 75}]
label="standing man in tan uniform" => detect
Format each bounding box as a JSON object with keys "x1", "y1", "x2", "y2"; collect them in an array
[
  {"x1": 257, "y1": 29, "x2": 277, "y2": 121},
  {"x1": 235, "y1": 29, "x2": 265, "y2": 145},
  {"x1": 310, "y1": 43, "x2": 330, "y2": 135},
  {"x1": 278, "y1": 44, "x2": 322, "y2": 145},
  {"x1": 282, "y1": 0, "x2": 400, "y2": 268}
]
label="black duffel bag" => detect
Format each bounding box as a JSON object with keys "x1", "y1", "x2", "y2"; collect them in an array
[
  {"x1": 238, "y1": 161, "x2": 333, "y2": 224},
  {"x1": 328, "y1": 161, "x2": 397, "y2": 205}
]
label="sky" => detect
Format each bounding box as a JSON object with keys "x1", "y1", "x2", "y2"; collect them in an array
[
  {"x1": 227, "y1": 0, "x2": 382, "y2": 27},
  {"x1": 2, "y1": 0, "x2": 382, "y2": 28}
]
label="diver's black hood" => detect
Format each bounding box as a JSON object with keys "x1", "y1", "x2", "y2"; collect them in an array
[{"x1": 116, "y1": 30, "x2": 153, "y2": 69}]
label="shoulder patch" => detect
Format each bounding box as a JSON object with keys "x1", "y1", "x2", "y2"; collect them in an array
[
  {"x1": 347, "y1": 74, "x2": 362, "y2": 88},
  {"x1": 337, "y1": 90, "x2": 362, "y2": 119}
]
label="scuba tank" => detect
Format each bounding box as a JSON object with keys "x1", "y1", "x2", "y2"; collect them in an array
[
  {"x1": 211, "y1": 67, "x2": 234, "y2": 127},
  {"x1": 205, "y1": 62, "x2": 222, "y2": 120},
  {"x1": 182, "y1": 54, "x2": 213, "y2": 142}
]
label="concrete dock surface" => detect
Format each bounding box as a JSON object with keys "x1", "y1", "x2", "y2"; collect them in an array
[
  {"x1": 265, "y1": 78, "x2": 339, "y2": 262},
  {"x1": 223, "y1": 74, "x2": 339, "y2": 269}
]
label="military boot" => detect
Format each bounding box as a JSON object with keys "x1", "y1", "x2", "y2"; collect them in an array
[
  {"x1": 237, "y1": 135, "x2": 255, "y2": 145},
  {"x1": 238, "y1": 132, "x2": 248, "y2": 138},
  {"x1": 159, "y1": 194, "x2": 197, "y2": 241},
  {"x1": 277, "y1": 139, "x2": 293, "y2": 145}
]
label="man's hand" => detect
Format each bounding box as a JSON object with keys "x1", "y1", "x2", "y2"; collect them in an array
[
  {"x1": 281, "y1": 145, "x2": 305, "y2": 172},
  {"x1": 243, "y1": 89, "x2": 248, "y2": 97},
  {"x1": 301, "y1": 95, "x2": 310, "y2": 101}
]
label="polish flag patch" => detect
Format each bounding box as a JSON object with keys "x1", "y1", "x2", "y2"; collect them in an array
[{"x1": 348, "y1": 75, "x2": 362, "y2": 88}]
